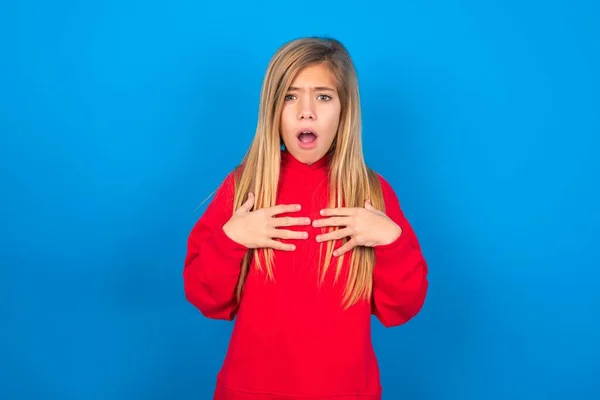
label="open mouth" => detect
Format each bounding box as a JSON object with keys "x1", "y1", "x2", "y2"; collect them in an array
[{"x1": 297, "y1": 129, "x2": 318, "y2": 147}]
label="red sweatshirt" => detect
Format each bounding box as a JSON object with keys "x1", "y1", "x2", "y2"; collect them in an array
[{"x1": 183, "y1": 150, "x2": 428, "y2": 400}]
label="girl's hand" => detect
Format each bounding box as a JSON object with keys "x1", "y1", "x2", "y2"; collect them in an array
[
  {"x1": 222, "y1": 192, "x2": 311, "y2": 251},
  {"x1": 312, "y1": 200, "x2": 402, "y2": 256}
]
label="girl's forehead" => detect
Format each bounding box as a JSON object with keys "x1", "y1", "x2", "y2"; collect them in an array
[{"x1": 289, "y1": 64, "x2": 337, "y2": 88}]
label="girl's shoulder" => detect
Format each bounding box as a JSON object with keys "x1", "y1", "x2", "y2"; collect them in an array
[
  {"x1": 367, "y1": 167, "x2": 397, "y2": 197},
  {"x1": 217, "y1": 163, "x2": 246, "y2": 189},
  {"x1": 203, "y1": 164, "x2": 244, "y2": 209},
  {"x1": 365, "y1": 168, "x2": 405, "y2": 213}
]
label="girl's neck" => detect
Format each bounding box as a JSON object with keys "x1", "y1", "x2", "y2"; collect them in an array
[{"x1": 281, "y1": 149, "x2": 331, "y2": 171}]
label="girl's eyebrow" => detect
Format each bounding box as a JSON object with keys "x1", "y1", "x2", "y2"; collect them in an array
[{"x1": 288, "y1": 86, "x2": 336, "y2": 92}]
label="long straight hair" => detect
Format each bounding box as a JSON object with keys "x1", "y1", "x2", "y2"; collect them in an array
[{"x1": 232, "y1": 37, "x2": 385, "y2": 309}]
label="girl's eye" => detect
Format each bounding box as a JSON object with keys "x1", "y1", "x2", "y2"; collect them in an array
[{"x1": 284, "y1": 94, "x2": 332, "y2": 101}]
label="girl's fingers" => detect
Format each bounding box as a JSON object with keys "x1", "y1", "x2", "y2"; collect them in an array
[
  {"x1": 272, "y1": 216, "x2": 312, "y2": 227},
  {"x1": 268, "y1": 204, "x2": 302, "y2": 216},
  {"x1": 237, "y1": 192, "x2": 255, "y2": 213},
  {"x1": 319, "y1": 207, "x2": 358, "y2": 216},
  {"x1": 266, "y1": 239, "x2": 296, "y2": 251},
  {"x1": 333, "y1": 239, "x2": 358, "y2": 257},
  {"x1": 312, "y1": 216, "x2": 351, "y2": 228},
  {"x1": 271, "y1": 229, "x2": 309, "y2": 240},
  {"x1": 315, "y1": 227, "x2": 353, "y2": 242}
]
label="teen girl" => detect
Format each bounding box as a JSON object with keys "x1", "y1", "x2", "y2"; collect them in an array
[{"x1": 183, "y1": 36, "x2": 429, "y2": 400}]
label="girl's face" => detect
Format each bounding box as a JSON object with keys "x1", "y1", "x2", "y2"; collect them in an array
[{"x1": 280, "y1": 63, "x2": 341, "y2": 165}]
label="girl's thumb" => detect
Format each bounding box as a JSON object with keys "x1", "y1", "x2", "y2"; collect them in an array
[{"x1": 244, "y1": 192, "x2": 255, "y2": 210}]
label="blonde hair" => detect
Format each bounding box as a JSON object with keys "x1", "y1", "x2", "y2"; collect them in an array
[{"x1": 232, "y1": 37, "x2": 385, "y2": 309}]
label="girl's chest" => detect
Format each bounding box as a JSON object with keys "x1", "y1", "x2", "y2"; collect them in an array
[
  {"x1": 276, "y1": 178, "x2": 329, "y2": 236},
  {"x1": 271, "y1": 179, "x2": 346, "y2": 279}
]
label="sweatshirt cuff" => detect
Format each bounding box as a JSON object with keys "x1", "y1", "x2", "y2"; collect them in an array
[
  {"x1": 211, "y1": 225, "x2": 249, "y2": 263},
  {"x1": 374, "y1": 229, "x2": 415, "y2": 266}
]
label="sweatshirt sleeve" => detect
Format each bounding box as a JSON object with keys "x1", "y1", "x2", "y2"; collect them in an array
[
  {"x1": 372, "y1": 175, "x2": 429, "y2": 327},
  {"x1": 183, "y1": 171, "x2": 249, "y2": 321}
]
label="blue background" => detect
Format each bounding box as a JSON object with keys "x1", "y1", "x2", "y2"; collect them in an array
[{"x1": 1, "y1": 0, "x2": 599, "y2": 399}]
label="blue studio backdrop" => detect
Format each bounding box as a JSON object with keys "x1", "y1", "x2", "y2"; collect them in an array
[{"x1": 1, "y1": 0, "x2": 599, "y2": 399}]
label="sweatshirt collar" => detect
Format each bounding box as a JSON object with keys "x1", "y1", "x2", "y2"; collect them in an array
[{"x1": 281, "y1": 149, "x2": 331, "y2": 172}]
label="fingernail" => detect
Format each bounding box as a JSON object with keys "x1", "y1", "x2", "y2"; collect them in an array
[{"x1": 333, "y1": 250, "x2": 338, "y2": 256}]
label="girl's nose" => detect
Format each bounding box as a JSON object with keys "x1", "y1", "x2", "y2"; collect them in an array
[{"x1": 299, "y1": 110, "x2": 315, "y2": 120}]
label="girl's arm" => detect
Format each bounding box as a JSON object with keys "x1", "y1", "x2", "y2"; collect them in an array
[
  {"x1": 372, "y1": 175, "x2": 429, "y2": 327},
  {"x1": 183, "y1": 171, "x2": 248, "y2": 321}
]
